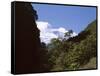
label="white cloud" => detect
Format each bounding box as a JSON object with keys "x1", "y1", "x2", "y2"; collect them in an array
[
  {"x1": 36, "y1": 21, "x2": 77, "y2": 44},
  {"x1": 71, "y1": 32, "x2": 78, "y2": 37},
  {"x1": 58, "y1": 27, "x2": 67, "y2": 33},
  {"x1": 36, "y1": 21, "x2": 50, "y2": 32}
]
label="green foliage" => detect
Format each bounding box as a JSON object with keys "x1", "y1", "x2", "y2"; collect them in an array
[
  {"x1": 39, "y1": 42, "x2": 50, "y2": 71},
  {"x1": 47, "y1": 20, "x2": 97, "y2": 71},
  {"x1": 64, "y1": 30, "x2": 73, "y2": 37},
  {"x1": 79, "y1": 57, "x2": 96, "y2": 69}
]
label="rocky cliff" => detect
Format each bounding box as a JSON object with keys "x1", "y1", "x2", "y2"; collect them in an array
[{"x1": 14, "y1": 2, "x2": 43, "y2": 74}]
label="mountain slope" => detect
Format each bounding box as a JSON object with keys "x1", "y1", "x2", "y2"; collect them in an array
[
  {"x1": 85, "y1": 20, "x2": 96, "y2": 33},
  {"x1": 47, "y1": 20, "x2": 97, "y2": 71}
]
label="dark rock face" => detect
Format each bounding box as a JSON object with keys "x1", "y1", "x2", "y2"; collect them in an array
[{"x1": 15, "y1": 2, "x2": 42, "y2": 74}]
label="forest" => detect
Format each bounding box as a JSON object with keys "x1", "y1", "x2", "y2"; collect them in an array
[{"x1": 40, "y1": 20, "x2": 97, "y2": 71}]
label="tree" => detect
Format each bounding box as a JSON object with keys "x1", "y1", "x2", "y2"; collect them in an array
[
  {"x1": 40, "y1": 42, "x2": 50, "y2": 71},
  {"x1": 64, "y1": 30, "x2": 73, "y2": 37}
]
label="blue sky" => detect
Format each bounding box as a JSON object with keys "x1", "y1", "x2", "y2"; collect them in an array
[
  {"x1": 31, "y1": 3, "x2": 96, "y2": 43},
  {"x1": 32, "y1": 3, "x2": 96, "y2": 33}
]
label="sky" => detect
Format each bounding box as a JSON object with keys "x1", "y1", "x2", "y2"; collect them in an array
[{"x1": 31, "y1": 3, "x2": 96, "y2": 44}]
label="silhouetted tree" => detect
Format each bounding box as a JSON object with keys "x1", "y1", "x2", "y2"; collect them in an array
[{"x1": 64, "y1": 30, "x2": 73, "y2": 38}]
